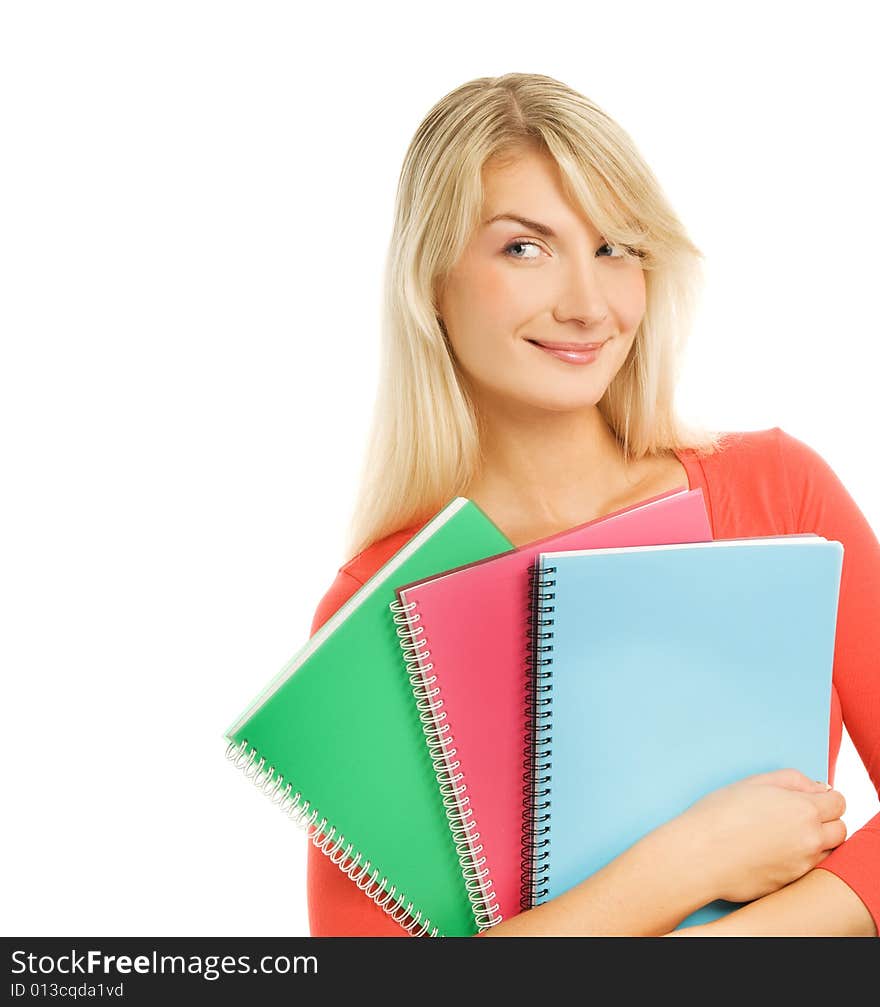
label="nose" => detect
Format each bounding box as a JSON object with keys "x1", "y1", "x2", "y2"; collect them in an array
[{"x1": 552, "y1": 258, "x2": 610, "y2": 329}]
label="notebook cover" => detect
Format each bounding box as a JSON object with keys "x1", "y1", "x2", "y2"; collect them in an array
[
  {"x1": 224, "y1": 497, "x2": 514, "y2": 937},
  {"x1": 394, "y1": 486, "x2": 712, "y2": 924},
  {"x1": 534, "y1": 536, "x2": 843, "y2": 930}
]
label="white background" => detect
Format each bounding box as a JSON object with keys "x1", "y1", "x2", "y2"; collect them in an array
[{"x1": 2, "y1": 1, "x2": 877, "y2": 936}]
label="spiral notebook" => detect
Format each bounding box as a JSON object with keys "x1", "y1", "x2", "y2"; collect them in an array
[
  {"x1": 528, "y1": 536, "x2": 843, "y2": 930},
  {"x1": 392, "y1": 486, "x2": 712, "y2": 925},
  {"x1": 224, "y1": 497, "x2": 514, "y2": 937}
]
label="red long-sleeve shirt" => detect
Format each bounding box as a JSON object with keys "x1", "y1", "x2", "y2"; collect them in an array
[{"x1": 305, "y1": 426, "x2": 880, "y2": 936}]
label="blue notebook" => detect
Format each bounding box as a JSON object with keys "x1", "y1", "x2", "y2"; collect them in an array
[{"x1": 527, "y1": 534, "x2": 843, "y2": 930}]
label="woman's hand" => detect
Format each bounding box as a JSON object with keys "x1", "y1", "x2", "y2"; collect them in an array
[{"x1": 672, "y1": 768, "x2": 847, "y2": 904}]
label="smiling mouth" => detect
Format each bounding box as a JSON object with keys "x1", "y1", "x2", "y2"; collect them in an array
[
  {"x1": 526, "y1": 338, "x2": 610, "y2": 366},
  {"x1": 527, "y1": 338, "x2": 609, "y2": 350}
]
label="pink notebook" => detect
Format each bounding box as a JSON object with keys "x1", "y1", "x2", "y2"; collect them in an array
[{"x1": 392, "y1": 487, "x2": 712, "y2": 926}]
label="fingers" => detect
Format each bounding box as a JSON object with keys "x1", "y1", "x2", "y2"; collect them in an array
[
  {"x1": 745, "y1": 770, "x2": 846, "y2": 819},
  {"x1": 810, "y1": 788, "x2": 847, "y2": 821},
  {"x1": 820, "y1": 818, "x2": 847, "y2": 850},
  {"x1": 744, "y1": 768, "x2": 830, "y2": 792}
]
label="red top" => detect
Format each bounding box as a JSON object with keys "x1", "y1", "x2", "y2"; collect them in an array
[{"x1": 306, "y1": 427, "x2": 880, "y2": 936}]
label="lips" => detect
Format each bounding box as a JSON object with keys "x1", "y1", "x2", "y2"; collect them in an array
[
  {"x1": 528, "y1": 339, "x2": 607, "y2": 350},
  {"x1": 527, "y1": 337, "x2": 609, "y2": 366}
]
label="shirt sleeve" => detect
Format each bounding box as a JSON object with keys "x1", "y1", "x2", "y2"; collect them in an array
[
  {"x1": 777, "y1": 428, "x2": 880, "y2": 933},
  {"x1": 305, "y1": 568, "x2": 411, "y2": 937}
]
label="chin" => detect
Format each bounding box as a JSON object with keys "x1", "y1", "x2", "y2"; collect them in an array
[
  {"x1": 531, "y1": 392, "x2": 609, "y2": 414},
  {"x1": 502, "y1": 381, "x2": 610, "y2": 414},
  {"x1": 463, "y1": 359, "x2": 617, "y2": 415}
]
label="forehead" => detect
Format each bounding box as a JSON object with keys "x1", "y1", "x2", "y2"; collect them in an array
[
  {"x1": 482, "y1": 148, "x2": 562, "y2": 200},
  {"x1": 480, "y1": 150, "x2": 599, "y2": 237}
]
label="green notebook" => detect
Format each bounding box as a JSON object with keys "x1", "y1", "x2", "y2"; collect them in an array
[{"x1": 225, "y1": 497, "x2": 514, "y2": 936}]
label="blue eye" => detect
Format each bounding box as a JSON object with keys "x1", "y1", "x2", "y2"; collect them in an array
[
  {"x1": 598, "y1": 242, "x2": 626, "y2": 258},
  {"x1": 503, "y1": 239, "x2": 628, "y2": 260},
  {"x1": 503, "y1": 239, "x2": 542, "y2": 259}
]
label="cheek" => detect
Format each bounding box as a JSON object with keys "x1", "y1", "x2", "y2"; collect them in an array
[
  {"x1": 617, "y1": 270, "x2": 646, "y2": 332},
  {"x1": 464, "y1": 260, "x2": 527, "y2": 325},
  {"x1": 445, "y1": 263, "x2": 527, "y2": 363}
]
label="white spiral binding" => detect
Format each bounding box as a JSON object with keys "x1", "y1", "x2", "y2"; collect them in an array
[
  {"x1": 225, "y1": 738, "x2": 439, "y2": 937},
  {"x1": 389, "y1": 597, "x2": 503, "y2": 931}
]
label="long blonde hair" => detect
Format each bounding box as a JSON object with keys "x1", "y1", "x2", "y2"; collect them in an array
[{"x1": 344, "y1": 72, "x2": 723, "y2": 560}]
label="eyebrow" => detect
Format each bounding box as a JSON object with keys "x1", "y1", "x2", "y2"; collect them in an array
[{"x1": 482, "y1": 213, "x2": 559, "y2": 238}]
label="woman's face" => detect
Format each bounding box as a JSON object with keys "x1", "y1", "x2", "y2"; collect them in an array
[{"x1": 437, "y1": 148, "x2": 646, "y2": 415}]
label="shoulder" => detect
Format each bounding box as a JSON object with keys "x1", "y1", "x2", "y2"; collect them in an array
[
  {"x1": 696, "y1": 425, "x2": 836, "y2": 476},
  {"x1": 308, "y1": 521, "x2": 428, "y2": 637},
  {"x1": 697, "y1": 426, "x2": 870, "y2": 537},
  {"x1": 692, "y1": 424, "x2": 827, "y2": 486},
  {"x1": 341, "y1": 522, "x2": 428, "y2": 584},
  {"x1": 770, "y1": 428, "x2": 873, "y2": 537},
  {"x1": 680, "y1": 426, "x2": 840, "y2": 536},
  {"x1": 692, "y1": 425, "x2": 785, "y2": 467},
  {"x1": 687, "y1": 426, "x2": 790, "y2": 510}
]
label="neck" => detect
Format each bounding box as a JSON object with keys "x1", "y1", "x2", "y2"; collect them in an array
[{"x1": 465, "y1": 392, "x2": 646, "y2": 532}]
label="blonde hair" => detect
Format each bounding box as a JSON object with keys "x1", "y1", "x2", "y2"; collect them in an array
[{"x1": 344, "y1": 72, "x2": 723, "y2": 561}]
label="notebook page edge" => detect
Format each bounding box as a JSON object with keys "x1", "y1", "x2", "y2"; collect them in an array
[{"x1": 539, "y1": 534, "x2": 831, "y2": 562}]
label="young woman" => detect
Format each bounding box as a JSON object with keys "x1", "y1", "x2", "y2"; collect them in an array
[{"x1": 307, "y1": 73, "x2": 879, "y2": 937}]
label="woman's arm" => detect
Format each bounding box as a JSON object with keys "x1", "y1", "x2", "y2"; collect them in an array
[
  {"x1": 307, "y1": 814, "x2": 711, "y2": 936},
  {"x1": 667, "y1": 868, "x2": 877, "y2": 937},
  {"x1": 481, "y1": 770, "x2": 845, "y2": 937},
  {"x1": 307, "y1": 759, "x2": 846, "y2": 936},
  {"x1": 479, "y1": 817, "x2": 711, "y2": 937},
  {"x1": 775, "y1": 432, "x2": 880, "y2": 927}
]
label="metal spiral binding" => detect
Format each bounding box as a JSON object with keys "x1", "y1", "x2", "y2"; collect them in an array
[
  {"x1": 520, "y1": 560, "x2": 555, "y2": 911},
  {"x1": 389, "y1": 596, "x2": 503, "y2": 932},
  {"x1": 225, "y1": 738, "x2": 439, "y2": 937}
]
